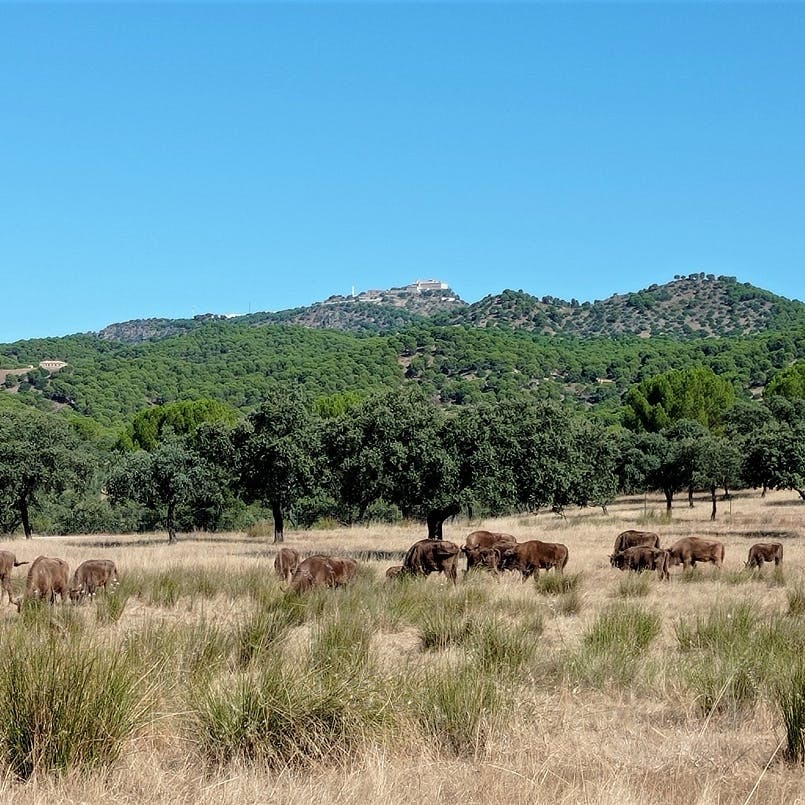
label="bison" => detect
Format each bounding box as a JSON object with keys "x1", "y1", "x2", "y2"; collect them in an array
[
  {"x1": 463, "y1": 530, "x2": 516, "y2": 574},
  {"x1": 612, "y1": 529, "x2": 661, "y2": 554},
  {"x1": 0, "y1": 550, "x2": 29, "y2": 605},
  {"x1": 69, "y1": 559, "x2": 119, "y2": 602},
  {"x1": 499, "y1": 540, "x2": 569, "y2": 580},
  {"x1": 745, "y1": 542, "x2": 783, "y2": 570},
  {"x1": 274, "y1": 547, "x2": 301, "y2": 583},
  {"x1": 610, "y1": 546, "x2": 670, "y2": 581},
  {"x1": 402, "y1": 539, "x2": 460, "y2": 585},
  {"x1": 289, "y1": 555, "x2": 358, "y2": 593},
  {"x1": 15, "y1": 555, "x2": 70, "y2": 611},
  {"x1": 385, "y1": 565, "x2": 404, "y2": 580},
  {"x1": 666, "y1": 537, "x2": 724, "y2": 570},
  {"x1": 461, "y1": 544, "x2": 503, "y2": 575}
]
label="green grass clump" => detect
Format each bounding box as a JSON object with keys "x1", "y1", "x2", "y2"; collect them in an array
[
  {"x1": 191, "y1": 661, "x2": 387, "y2": 768},
  {"x1": 0, "y1": 632, "x2": 149, "y2": 779},
  {"x1": 615, "y1": 573, "x2": 652, "y2": 598},
  {"x1": 567, "y1": 604, "x2": 660, "y2": 687},
  {"x1": 237, "y1": 604, "x2": 304, "y2": 668},
  {"x1": 95, "y1": 589, "x2": 129, "y2": 624},
  {"x1": 555, "y1": 588, "x2": 583, "y2": 616},
  {"x1": 469, "y1": 617, "x2": 539, "y2": 675},
  {"x1": 309, "y1": 611, "x2": 371, "y2": 677},
  {"x1": 535, "y1": 572, "x2": 582, "y2": 596},
  {"x1": 778, "y1": 659, "x2": 805, "y2": 763},
  {"x1": 411, "y1": 665, "x2": 501, "y2": 756},
  {"x1": 788, "y1": 583, "x2": 805, "y2": 617}
]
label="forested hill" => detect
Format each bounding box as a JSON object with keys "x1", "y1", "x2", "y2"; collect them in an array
[
  {"x1": 97, "y1": 274, "x2": 804, "y2": 342},
  {"x1": 443, "y1": 274, "x2": 805, "y2": 337},
  {"x1": 1, "y1": 273, "x2": 803, "y2": 427}
]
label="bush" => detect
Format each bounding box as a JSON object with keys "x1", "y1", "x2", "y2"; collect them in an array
[{"x1": 535, "y1": 572, "x2": 582, "y2": 596}]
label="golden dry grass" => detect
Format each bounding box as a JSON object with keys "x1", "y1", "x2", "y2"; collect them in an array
[{"x1": 0, "y1": 489, "x2": 804, "y2": 804}]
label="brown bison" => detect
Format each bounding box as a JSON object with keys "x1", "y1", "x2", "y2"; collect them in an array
[
  {"x1": 274, "y1": 547, "x2": 301, "y2": 582},
  {"x1": 612, "y1": 529, "x2": 661, "y2": 554},
  {"x1": 666, "y1": 537, "x2": 724, "y2": 570},
  {"x1": 69, "y1": 559, "x2": 119, "y2": 602},
  {"x1": 745, "y1": 542, "x2": 783, "y2": 569},
  {"x1": 465, "y1": 530, "x2": 517, "y2": 550},
  {"x1": 499, "y1": 540, "x2": 569, "y2": 580},
  {"x1": 385, "y1": 565, "x2": 404, "y2": 580},
  {"x1": 0, "y1": 550, "x2": 29, "y2": 605},
  {"x1": 461, "y1": 544, "x2": 503, "y2": 575},
  {"x1": 610, "y1": 546, "x2": 670, "y2": 581},
  {"x1": 289, "y1": 555, "x2": 358, "y2": 593},
  {"x1": 15, "y1": 555, "x2": 70, "y2": 611},
  {"x1": 402, "y1": 539, "x2": 460, "y2": 585}
]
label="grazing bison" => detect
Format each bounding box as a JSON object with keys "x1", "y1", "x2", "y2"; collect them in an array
[
  {"x1": 745, "y1": 542, "x2": 783, "y2": 569},
  {"x1": 289, "y1": 555, "x2": 358, "y2": 593},
  {"x1": 499, "y1": 540, "x2": 569, "y2": 580},
  {"x1": 69, "y1": 559, "x2": 119, "y2": 602},
  {"x1": 402, "y1": 539, "x2": 460, "y2": 585},
  {"x1": 463, "y1": 530, "x2": 516, "y2": 573},
  {"x1": 666, "y1": 537, "x2": 724, "y2": 570},
  {"x1": 274, "y1": 547, "x2": 301, "y2": 582},
  {"x1": 15, "y1": 555, "x2": 70, "y2": 611},
  {"x1": 461, "y1": 544, "x2": 503, "y2": 575},
  {"x1": 610, "y1": 546, "x2": 670, "y2": 581},
  {"x1": 0, "y1": 550, "x2": 29, "y2": 605},
  {"x1": 612, "y1": 529, "x2": 661, "y2": 554}
]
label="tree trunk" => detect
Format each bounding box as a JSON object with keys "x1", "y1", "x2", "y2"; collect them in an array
[
  {"x1": 688, "y1": 485, "x2": 694, "y2": 508},
  {"x1": 664, "y1": 488, "x2": 673, "y2": 512},
  {"x1": 710, "y1": 485, "x2": 717, "y2": 521},
  {"x1": 19, "y1": 498, "x2": 32, "y2": 539},
  {"x1": 761, "y1": 484, "x2": 767, "y2": 498},
  {"x1": 601, "y1": 504, "x2": 608, "y2": 515},
  {"x1": 272, "y1": 501, "x2": 284, "y2": 544},
  {"x1": 797, "y1": 488, "x2": 805, "y2": 502},
  {"x1": 167, "y1": 501, "x2": 177, "y2": 544}
]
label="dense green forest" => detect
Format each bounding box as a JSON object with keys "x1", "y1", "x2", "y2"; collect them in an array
[{"x1": 0, "y1": 275, "x2": 803, "y2": 539}]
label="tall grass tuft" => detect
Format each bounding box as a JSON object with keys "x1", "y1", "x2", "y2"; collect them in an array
[
  {"x1": 309, "y1": 610, "x2": 371, "y2": 678},
  {"x1": 469, "y1": 617, "x2": 538, "y2": 675},
  {"x1": 535, "y1": 572, "x2": 582, "y2": 596},
  {"x1": 191, "y1": 660, "x2": 387, "y2": 768},
  {"x1": 237, "y1": 604, "x2": 304, "y2": 668},
  {"x1": 95, "y1": 589, "x2": 129, "y2": 624},
  {"x1": 567, "y1": 604, "x2": 660, "y2": 687},
  {"x1": 778, "y1": 659, "x2": 805, "y2": 763},
  {"x1": 788, "y1": 583, "x2": 805, "y2": 617},
  {"x1": 411, "y1": 665, "x2": 501, "y2": 756},
  {"x1": 615, "y1": 573, "x2": 652, "y2": 598},
  {"x1": 0, "y1": 632, "x2": 149, "y2": 779}
]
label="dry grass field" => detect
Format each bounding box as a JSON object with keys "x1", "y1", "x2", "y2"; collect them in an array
[{"x1": 0, "y1": 489, "x2": 804, "y2": 805}]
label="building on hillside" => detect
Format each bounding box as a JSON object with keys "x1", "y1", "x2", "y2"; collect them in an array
[
  {"x1": 39, "y1": 360, "x2": 68, "y2": 372},
  {"x1": 407, "y1": 279, "x2": 449, "y2": 292}
]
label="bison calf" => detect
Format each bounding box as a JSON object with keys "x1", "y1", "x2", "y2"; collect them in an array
[
  {"x1": 610, "y1": 546, "x2": 670, "y2": 581},
  {"x1": 69, "y1": 559, "x2": 119, "y2": 603},
  {"x1": 274, "y1": 547, "x2": 301, "y2": 583},
  {"x1": 745, "y1": 542, "x2": 783, "y2": 570},
  {"x1": 289, "y1": 555, "x2": 358, "y2": 594},
  {"x1": 15, "y1": 555, "x2": 70, "y2": 611}
]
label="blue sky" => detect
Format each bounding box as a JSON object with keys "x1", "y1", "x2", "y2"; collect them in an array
[{"x1": 1, "y1": 3, "x2": 804, "y2": 342}]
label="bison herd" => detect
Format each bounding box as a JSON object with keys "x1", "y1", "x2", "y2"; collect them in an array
[
  {"x1": 0, "y1": 551, "x2": 118, "y2": 612},
  {"x1": 0, "y1": 530, "x2": 786, "y2": 610},
  {"x1": 274, "y1": 529, "x2": 786, "y2": 593}
]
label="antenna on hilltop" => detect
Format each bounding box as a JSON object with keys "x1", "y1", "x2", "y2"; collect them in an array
[{"x1": 351, "y1": 285, "x2": 355, "y2": 298}]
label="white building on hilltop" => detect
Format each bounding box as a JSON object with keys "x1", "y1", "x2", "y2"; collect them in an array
[{"x1": 407, "y1": 279, "x2": 449, "y2": 292}]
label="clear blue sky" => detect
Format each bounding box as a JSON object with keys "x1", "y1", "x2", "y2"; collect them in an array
[{"x1": 2, "y1": 3, "x2": 803, "y2": 343}]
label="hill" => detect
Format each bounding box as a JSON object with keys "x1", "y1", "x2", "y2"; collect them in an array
[{"x1": 1, "y1": 274, "x2": 803, "y2": 426}]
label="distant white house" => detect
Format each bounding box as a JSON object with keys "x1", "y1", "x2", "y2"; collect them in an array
[{"x1": 39, "y1": 360, "x2": 68, "y2": 372}]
